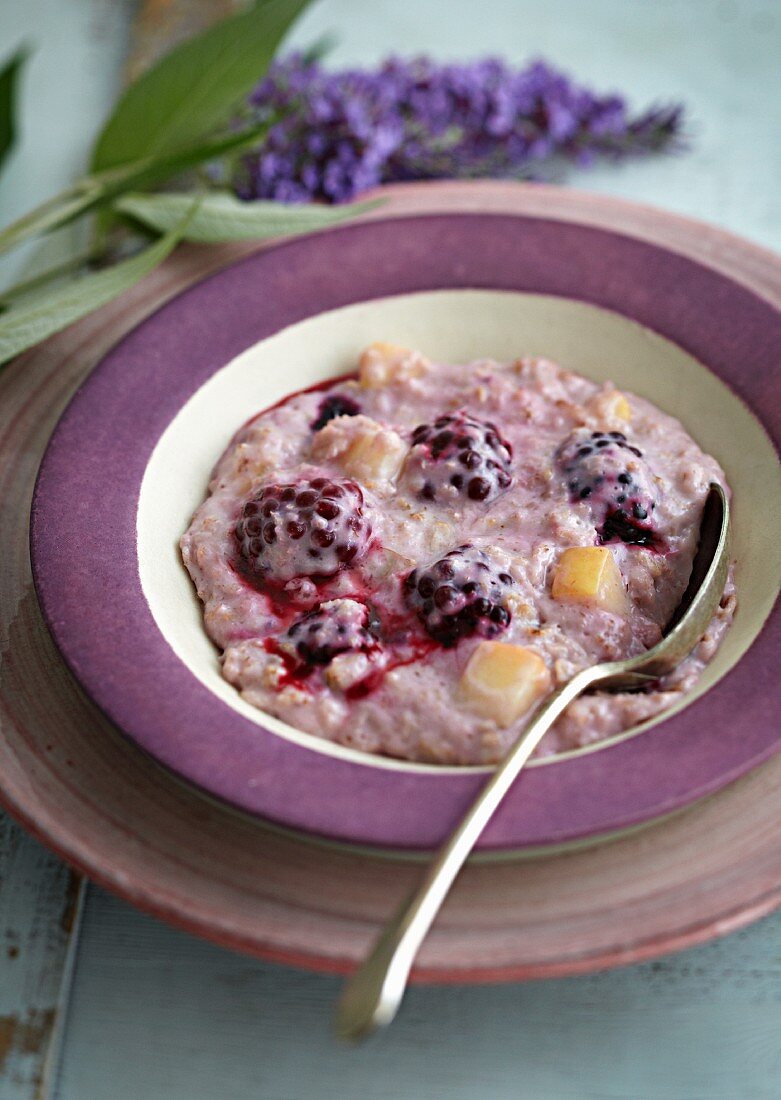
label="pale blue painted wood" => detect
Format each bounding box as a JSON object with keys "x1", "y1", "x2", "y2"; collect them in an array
[
  {"x1": 57, "y1": 889, "x2": 781, "y2": 1100},
  {"x1": 0, "y1": 1, "x2": 779, "y2": 1098},
  {"x1": 0, "y1": 820, "x2": 85, "y2": 1099}
]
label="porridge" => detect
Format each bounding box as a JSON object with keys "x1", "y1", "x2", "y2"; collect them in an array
[{"x1": 181, "y1": 343, "x2": 735, "y2": 764}]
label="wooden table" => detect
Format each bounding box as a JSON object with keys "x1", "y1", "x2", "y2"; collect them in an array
[{"x1": 1, "y1": 2, "x2": 780, "y2": 1097}]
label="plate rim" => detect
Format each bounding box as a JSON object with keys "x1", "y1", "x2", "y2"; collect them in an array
[
  {"x1": 28, "y1": 204, "x2": 781, "y2": 852},
  {"x1": 2, "y1": 773, "x2": 781, "y2": 983}
]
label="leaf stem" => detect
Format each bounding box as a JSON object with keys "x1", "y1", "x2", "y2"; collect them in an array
[
  {"x1": 0, "y1": 199, "x2": 201, "y2": 367},
  {"x1": 0, "y1": 124, "x2": 268, "y2": 258},
  {"x1": 0, "y1": 247, "x2": 104, "y2": 307}
]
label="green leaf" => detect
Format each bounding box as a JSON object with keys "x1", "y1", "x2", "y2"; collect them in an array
[
  {"x1": 114, "y1": 190, "x2": 382, "y2": 243},
  {"x1": 0, "y1": 249, "x2": 98, "y2": 308},
  {"x1": 0, "y1": 123, "x2": 266, "y2": 257},
  {"x1": 0, "y1": 46, "x2": 28, "y2": 173},
  {"x1": 0, "y1": 181, "x2": 102, "y2": 257},
  {"x1": 0, "y1": 203, "x2": 198, "y2": 366},
  {"x1": 94, "y1": 122, "x2": 269, "y2": 193},
  {"x1": 91, "y1": 0, "x2": 310, "y2": 172}
]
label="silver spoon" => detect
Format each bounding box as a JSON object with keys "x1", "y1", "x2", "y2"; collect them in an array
[{"x1": 336, "y1": 482, "x2": 730, "y2": 1041}]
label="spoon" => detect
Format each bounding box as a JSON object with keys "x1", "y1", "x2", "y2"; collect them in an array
[{"x1": 336, "y1": 482, "x2": 730, "y2": 1042}]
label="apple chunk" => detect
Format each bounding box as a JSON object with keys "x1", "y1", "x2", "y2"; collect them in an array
[
  {"x1": 460, "y1": 642, "x2": 551, "y2": 727},
  {"x1": 589, "y1": 388, "x2": 632, "y2": 423},
  {"x1": 609, "y1": 393, "x2": 632, "y2": 421},
  {"x1": 311, "y1": 413, "x2": 407, "y2": 483},
  {"x1": 341, "y1": 428, "x2": 407, "y2": 482},
  {"x1": 358, "y1": 342, "x2": 430, "y2": 388},
  {"x1": 551, "y1": 546, "x2": 629, "y2": 614}
]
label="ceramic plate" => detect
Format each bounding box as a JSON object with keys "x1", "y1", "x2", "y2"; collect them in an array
[
  {"x1": 30, "y1": 208, "x2": 781, "y2": 852},
  {"x1": 5, "y1": 182, "x2": 781, "y2": 974}
]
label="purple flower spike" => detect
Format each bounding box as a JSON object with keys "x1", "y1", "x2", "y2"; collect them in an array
[{"x1": 235, "y1": 54, "x2": 686, "y2": 204}]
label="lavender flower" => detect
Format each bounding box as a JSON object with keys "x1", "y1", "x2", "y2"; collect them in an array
[{"x1": 235, "y1": 55, "x2": 685, "y2": 204}]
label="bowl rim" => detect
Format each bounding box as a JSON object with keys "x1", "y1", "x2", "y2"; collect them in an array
[{"x1": 29, "y1": 209, "x2": 781, "y2": 851}]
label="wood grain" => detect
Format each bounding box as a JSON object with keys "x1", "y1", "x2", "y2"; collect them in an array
[
  {"x1": 0, "y1": 818, "x2": 85, "y2": 1098},
  {"x1": 1, "y1": 181, "x2": 780, "y2": 980}
]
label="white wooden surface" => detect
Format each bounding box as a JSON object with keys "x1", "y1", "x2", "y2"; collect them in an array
[{"x1": 1, "y1": 2, "x2": 780, "y2": 1098}]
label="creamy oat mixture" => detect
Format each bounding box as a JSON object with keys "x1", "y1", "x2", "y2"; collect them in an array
[{"x1": 181, "y1": 343, "x2": 735, "y2": 764}]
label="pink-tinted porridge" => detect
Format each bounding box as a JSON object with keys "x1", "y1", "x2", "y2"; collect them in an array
[{"x1": 181, "y1": 343, "x2": 735, "y2": 765}]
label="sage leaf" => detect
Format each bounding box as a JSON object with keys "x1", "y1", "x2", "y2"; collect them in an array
[
  {"x1": 0, "y1": 203, "x2": 197, "y2": 366},
  {"x1": 91, "y1": 0, "x2": 309, "y2": 172},
  {"x1": 0, "y1": 181, "x2": 102, "y2": 258},
  {"x1": 0, "y1": 249, "x2": 99, "y2": 308},
  {"x1": 0, "y1": 47, "x2": 28, "y2": 173},
  {"x1": 0, "y1": 124, "x2": 265, "y2": 257},
  {"x1": 114, "y1": 190, "x2": 382, "y2": 243}
]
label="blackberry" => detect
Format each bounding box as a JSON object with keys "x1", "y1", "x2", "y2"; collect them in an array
[
  {"x1": 556, "y1": 429, "x2": 659, "y2": 546},
  {"x1": 599, "y1": 510, "x2": 657, "y2": 547},
  {"x1": 404, "y1": 545, "x2": 514, "y2": 647},
  {"x1": 403, "y1": 410, "x2": 513, "y2": 504},
  {"x1": 280, "y1": 599, "x2": 381, "y2": 666},
  {"x1": 311, "y1": 393, "x2": 361, "y2": 431},
  {"x1": 236, "y1": 477, "x2": 372, "y2": 584}
]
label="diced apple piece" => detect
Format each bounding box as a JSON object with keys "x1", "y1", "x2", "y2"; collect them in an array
[
  {"x1": 589, "y1": 387, "x2": 632, "y2": 423},
  {"x1": 325, "y1": 652, "x2": 373, "y2": 692},
  {"x1": 460, "y1": 642, "x2": 551, "y2": 727},
  {"x1": 358, "y1": 342, "x2": 430, "y2": 388},
  {"x1": 311, "y1": 414, "x2": 407, "y2": 483},
  {"x1": 611, "y1": 394, "x2": 632, "y2": 421},
  {"x1": 341, "y1": 428, "x2": 408, "y2": 482},
  {"x1": 551, "y1": 546, "x2": 629, "y2": 614}
]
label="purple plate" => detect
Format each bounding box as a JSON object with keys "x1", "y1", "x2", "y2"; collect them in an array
[{"x1": 30, "y1": 212, "x2": 781, "y2": 851}]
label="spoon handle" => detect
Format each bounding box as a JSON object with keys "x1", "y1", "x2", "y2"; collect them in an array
[{"x1": 335, "y1": 664, "x2": 602, "y2": 1042}]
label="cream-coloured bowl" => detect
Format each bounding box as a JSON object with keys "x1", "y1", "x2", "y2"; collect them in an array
[{"x1": 138, "y1": 288, "x2": 781, "y2": 775}]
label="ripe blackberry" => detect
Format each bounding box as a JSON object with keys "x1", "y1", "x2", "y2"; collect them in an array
[
  {"x1": 281, "y1": 599, "x2": 381, "y2": 666},
  {"x1": 599, "y1": 510, "x2": 657, "y2": 547},
  {"x1": 404, "y1": 545, "x2": 514, "y2": 647},
  {"x1": 403, "y1": 411, "x2": 513, "y2": 504},
  {"x1": 310, "y1": 393, "x2": 361, "y2": 431},
  {"x1": 556, "y1": 429, "x2": 659, "y2": 546},
  {"x1": 236, "y1": 477, "x2": 372, "y2": 584}
]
